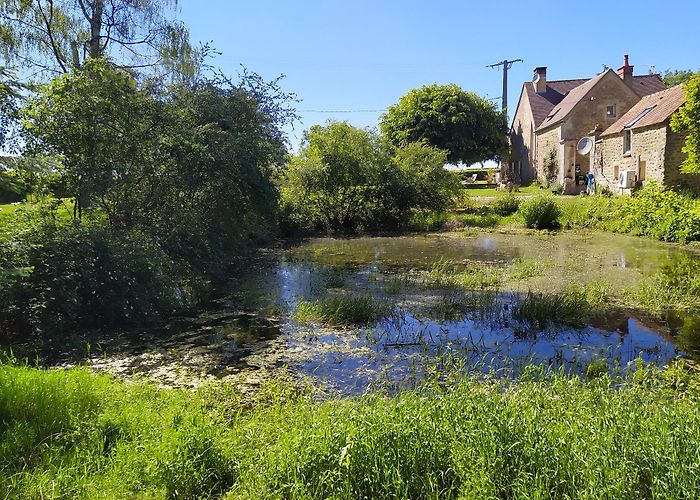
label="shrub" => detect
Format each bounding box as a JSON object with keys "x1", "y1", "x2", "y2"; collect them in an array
[
  {"x1": 0, "y1": 217, "x2": 191, "y2": 337},
  {"x1": 279, "y1": 123, "x2": 460, "y2": 235},
  {"x1": 560, "y1": 183, "x2": 700, "y2": 243},
  {"x1": 490, "y1": 194, "x2": 520, "y2": 216},
  {"x1": 519, "y1": 196, "x2": 561, "y2": 229}
]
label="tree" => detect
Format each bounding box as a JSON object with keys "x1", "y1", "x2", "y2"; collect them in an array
[
  {"x1": 0, "y1": 0, "x2": 201, "y2": 78},
  {"x1": 671, "y1": 73, "x2": 700, "y2": 174},
  {"x1": 280, "y1": 121, "x2": 402, "y2": 233},
  {"x1": 663, "y1": 69, "x2": 697, "y2": 87},
  {"x1": 279, "y1": 122, "x2": 461, "y2": 234},
  {"x1": 380, "y1": 84, "x2": 509, "y2": 165},
  {"x1": 21, "y1": 58, "x2": 164, "y2": 220},
  {"x1": 392, "y1": 141, "x2": 458, "y2": 213}
]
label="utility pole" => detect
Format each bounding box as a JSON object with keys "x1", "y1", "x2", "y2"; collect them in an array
[{"x1": 486, "y1": 58, "x2": 523, "y2": 113}]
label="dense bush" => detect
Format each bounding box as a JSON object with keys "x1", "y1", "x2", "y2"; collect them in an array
[
  {"x1": 519, "y1": 196, "x2": 561, "y2": 229},
  {"x1": 1, "y1": 61, "x2": 292, "y2": 337},
  {"x1": 279, "y1": 122, "x2": 459, "y2": 235},
  {"x1": 3, "y1": 362, "x2": 700, "y2": 498},
  {"x1": 490, "y1": 194, "x2": 520, "y2": 216},
  {"x1": 561, "y1": 183, "x2": 700, "y2": 243},
  {"x1": 0, "y1": 215, "x2": 198, "y2": 336}
]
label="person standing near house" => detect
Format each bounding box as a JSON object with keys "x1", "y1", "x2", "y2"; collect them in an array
[{"x1": 586, "y1": 171, "x2": 596, "y2": 195}]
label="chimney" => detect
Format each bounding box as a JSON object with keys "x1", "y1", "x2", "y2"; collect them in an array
[
  {"x1": 533, "y1": 67, "x2": 547, "y2": 94},
  {"x1": 617, "y1": 54, "x2": 634, "y2": 82}
]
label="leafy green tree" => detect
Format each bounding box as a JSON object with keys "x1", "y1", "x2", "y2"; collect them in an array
[
  {"x1": 280, "y1": 122, "x2": 460, "y2": 234},
  {"x1": 0, "y1": 0, "x2": 200, "y2": 78},
  {"x1": 21, "y1": 58, "x2": 163, "y2": 220},
  {"x1": 146, "y1": 78, "x2": 289, "y2": 266},
  {"x1": 380, "y1": 84, "x2": 509, "y2": 165},
  {"x1": 663, "y1": 69, "x2": 697, "y2": 87},
  {"x1": 280, "y1": 121, "x2": 397, "y2": 234},
  {"x1": 671, "y1": 73, "x2": 700, "y2": 174},
  {"x1": 392, "y1": 141, "x2": 458, "y2": 213}
]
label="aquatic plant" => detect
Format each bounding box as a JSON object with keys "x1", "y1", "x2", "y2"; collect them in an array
[
  {"x1": 505, "y1": 257, "x2": 551, "y2": 281},
  {"x1": 295, "y1": 294, "x2": 388, "y2": 326},
  {"x1": 513, "y1": 289, "x2": 591, "y2": 329},
  {"x1": 422, "y1": 258, "x2": 501, "y2": 290}
]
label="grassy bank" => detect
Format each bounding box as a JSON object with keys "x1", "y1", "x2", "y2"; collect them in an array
[
  {"x1": 412, "y1": 183, "x2": 700, "y2": 245},
  {"x1": 2, "y1": 362, "x2": 700, "y2": 499}
]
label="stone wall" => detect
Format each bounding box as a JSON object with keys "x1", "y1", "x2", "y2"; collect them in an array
[
  {"x1": 509, "y1": 88, "x2": 536, "y2": 181},
  {"x1": 665, "y1": 129, "x2": 700, "y2": 192},
  {"x1": 535, "y1": 127, "x2": 561, "y2": 181},
  {"x1": 596, "y1": 123, "x2": 700, "y2": 194},
  {"x1": 537, "y1": 71, "x2": 642, "y2": 188},
  {"x1": 561, "y1": 73, "x2": 640, "y2": 146}
]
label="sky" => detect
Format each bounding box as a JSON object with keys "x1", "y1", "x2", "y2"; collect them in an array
[{"x1": 179, "y1": 0, "x2": 699, "y2": 150}]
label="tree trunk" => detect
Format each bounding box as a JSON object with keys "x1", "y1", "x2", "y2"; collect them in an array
[{"x1": 89, "y1": 0, "x2": 105, "y2": 59}]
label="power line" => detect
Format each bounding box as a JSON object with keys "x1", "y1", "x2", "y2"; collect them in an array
[{"x1": 297, "y1": 109, "x2": 386, "y2": 113}]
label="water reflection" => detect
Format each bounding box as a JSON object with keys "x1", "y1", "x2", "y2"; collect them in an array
[{"x1": 5, "y1": 232, "x2": 697, "y2": 393}]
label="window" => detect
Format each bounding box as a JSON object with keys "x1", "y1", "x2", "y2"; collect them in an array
[
  {"x1": 623, "y1": 130, "x2": 632, "y2": 154},
  {"x1": 625, "y1": 105, "x2": 657, "y2": 128},
  {"x1": 606, "y1": 104, "x2": 617, "y2": 118},
  {"x1": 638, "y1": 160, "x2": 646, "y2": 182}
]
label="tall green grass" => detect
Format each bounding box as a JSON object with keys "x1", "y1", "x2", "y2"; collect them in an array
[
  {"x1": 2, "y1": 362, "x2": 700, "y2": 499},
  {"x1": 295, "y1": 294, "x2": 387, "y2": 326}
]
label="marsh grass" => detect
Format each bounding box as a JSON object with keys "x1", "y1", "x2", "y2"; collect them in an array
[
  {"x1": 295, "y1": 294, "x2": 388, "y2": 326},
  {"x1": 505, "y1": 257, "x2": 552, "y2": 281},
  {"x1": 3, "y1": 362, "x2": 700, "y2": 499},
  {"x1": 513, "y1": 288, "x2": 591, "y2": 329},
  {"x1": 422, "y1": 258, "x2": 501, "y2": 290}
]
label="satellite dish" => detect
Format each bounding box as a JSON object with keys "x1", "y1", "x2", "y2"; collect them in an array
[{"x1": 577, "y1": 136, "x2": 593, "y2": 155}]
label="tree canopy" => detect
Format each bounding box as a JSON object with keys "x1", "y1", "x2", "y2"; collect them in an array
[
  {"x1": 671, "y1": 72, "x2": 700, "y2": 174},
  {"x1": 380, "y1": 84, "x2": 509, "y2": 165},
  {"x1": 0, "y1": 0, "x2": 201, "y2": 78},
  {"x1": 663, "y1": 69, "x2": 697, "y2": 87},
  {"x1": 279, "y1": 121, "x2": 459, "y2": 234}
]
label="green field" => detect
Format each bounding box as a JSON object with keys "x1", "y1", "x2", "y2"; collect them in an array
[
  {"x1": 462, "y1": 183, "x2": 545, "y2": 198},
  {"x1": 2, "y1": 361, "x2": 700, "y2": 499}
]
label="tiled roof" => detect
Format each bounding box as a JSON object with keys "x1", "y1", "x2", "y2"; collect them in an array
[
  {"x1": 601, "y1": 84, "x2": 686, "y2": 137},
  {"x1": 524, "y1": 71, "x2": 666, "y2": 132},
  {"x1": 627, "y1": 74, "x2": 666, "y2": 97},
  {"x1": 525, "y1": 78, "x2": 588, "y2": 129},
  {"x1": 536, "y1": 71, "x2": 610, "y2": 131}
]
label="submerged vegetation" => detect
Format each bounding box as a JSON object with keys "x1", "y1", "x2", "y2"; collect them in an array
[{"x1": 3, "y1": 361, "x2": 700, "y2": 499}]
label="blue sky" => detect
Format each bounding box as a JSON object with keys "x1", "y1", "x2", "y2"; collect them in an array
[{"x1": 179, "y1": 0, "x2": 698, "y2": 149}]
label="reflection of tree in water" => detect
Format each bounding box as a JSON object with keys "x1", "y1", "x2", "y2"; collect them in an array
[
  {"x1": 657, "y1": 253, "x2": 700, "y2": 292},
  {"x1": 678, "y1": 316, "x2": 700, "y2": 357}
]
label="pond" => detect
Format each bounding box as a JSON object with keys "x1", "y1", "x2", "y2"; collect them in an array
[{"x1": 16, "y1": 231, "x2": 700, "y2": 394}]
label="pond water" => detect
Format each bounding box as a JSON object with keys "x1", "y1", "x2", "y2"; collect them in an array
[{"x1": 17, "y1": 231, "x2": 700, "y2": 394}]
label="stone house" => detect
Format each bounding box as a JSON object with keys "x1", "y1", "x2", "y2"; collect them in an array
[
  {"x1": 596, "y1": 84, "x2": 699, "y2": 193},
  {"x1": 509, "y1": 55, "x2": 665, "y2": 187}
]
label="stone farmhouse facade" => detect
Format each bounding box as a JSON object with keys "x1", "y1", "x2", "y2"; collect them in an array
[
  {"x1": 596, "y1": 84, "x2": 698, "y2": 193},
  {"x1": 509, "y1": 55, "x2": 666, "y2": 189}
]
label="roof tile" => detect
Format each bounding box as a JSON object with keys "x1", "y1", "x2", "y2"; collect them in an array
[{"x1": 601, "y1": 84, "x2": 686, "y2": 136}]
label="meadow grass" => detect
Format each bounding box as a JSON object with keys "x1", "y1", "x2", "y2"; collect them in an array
[
  {"x1": 3, "y1": 361, "x2": 700, "y2": 499},
  {"x1": 461, "y1": 183, "x2": 544, "y2": 198}
]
